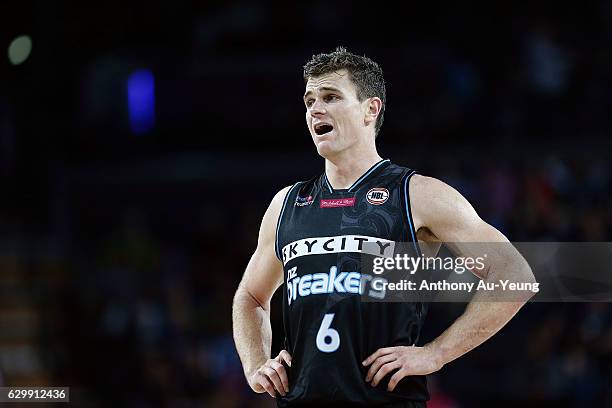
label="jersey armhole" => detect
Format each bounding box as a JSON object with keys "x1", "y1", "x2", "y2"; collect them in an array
[
  {"x1": 402, "y1": 170, "x2": 422, "y2": 257},
  {"x1": 402, "y1": 170, "x2": 429, "y2": 341},
  {"x1": 274, "y1": 182, "x2": 301, "y2": 262}
]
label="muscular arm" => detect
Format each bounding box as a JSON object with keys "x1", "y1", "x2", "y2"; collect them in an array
[
  {"x1": 411, "y1": 175, "x2": 536, "y2": 367},
  {"x1": 364, "y1": 175, "x2": 536, "y2": 390},
  {"x1": 232, "y1": 186, "x2": 292, "y2": 397}
]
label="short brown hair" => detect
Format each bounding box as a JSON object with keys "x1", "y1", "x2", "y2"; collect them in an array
[{"x1": 303, "y1": 46, "x2": 386, "y2": 136}]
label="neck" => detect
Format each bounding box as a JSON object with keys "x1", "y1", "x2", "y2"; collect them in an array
[{"x1": 324, "y1": 144, "x2": 383, "y2": 190}]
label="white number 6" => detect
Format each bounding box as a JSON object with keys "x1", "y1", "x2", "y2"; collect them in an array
[{"x1": 316, "y1": 313, "x2": 340, "y2": 353}]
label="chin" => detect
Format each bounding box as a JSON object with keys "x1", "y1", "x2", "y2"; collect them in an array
[{"x1": 315, "y1": 140, "x2": 336, "y2": 158}]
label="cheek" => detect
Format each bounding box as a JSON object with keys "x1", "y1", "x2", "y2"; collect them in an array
[
  {"x1": 337, "y1": 113, "x2": 356, "y2": 131},
  {"x1": 306, "y1": 114, "x2": 314, "y2": 131}
]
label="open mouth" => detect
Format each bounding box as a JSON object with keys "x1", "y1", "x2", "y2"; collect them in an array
[{"x1": 314, "y1": 123, "x2": 334, "y2": 136}]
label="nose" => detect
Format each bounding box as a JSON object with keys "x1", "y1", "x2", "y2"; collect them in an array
[{"x1": 309, "y1": 99, "x2": 326, "y2": 117}]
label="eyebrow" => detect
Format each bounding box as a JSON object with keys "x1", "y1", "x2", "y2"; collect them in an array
[{"x1": 303, "y1": 86, "x2": 342, "y2": 100}]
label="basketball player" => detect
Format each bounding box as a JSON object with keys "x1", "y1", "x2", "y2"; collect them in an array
[{"x1": 232, "y1": 47, "x2": 535, "y2": 407}]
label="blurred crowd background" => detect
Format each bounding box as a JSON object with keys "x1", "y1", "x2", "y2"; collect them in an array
[{"x1": 1, "y1": 1, "x2": 611, "y2": 407}]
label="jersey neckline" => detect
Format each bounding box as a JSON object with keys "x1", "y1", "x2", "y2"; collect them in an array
[{"x1": 322, "y1": 159, "x2": 391, "y2": 194}]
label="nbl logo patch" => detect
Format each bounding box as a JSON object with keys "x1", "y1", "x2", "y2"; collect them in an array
[{"x1": 366, "y1": 188, "x2": 389, "y2": 205}]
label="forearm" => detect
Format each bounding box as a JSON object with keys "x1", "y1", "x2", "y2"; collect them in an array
[
  {"x1": 232, "y1": 288, "x2": 273, "y2": 380},
  {"x1": 428, "y1": 299, "x2": 524, "y2": 367},
  {"x1": 429, "y1": 257, "x2": 535, "y2": 367}
]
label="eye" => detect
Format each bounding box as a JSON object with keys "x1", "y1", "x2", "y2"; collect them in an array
[
  {"x1": 305, "y1": 98, "x2": 314, "y2": 107},
  {"x1": 324, "y1": 94, "x2": 339, "y2": 102}
]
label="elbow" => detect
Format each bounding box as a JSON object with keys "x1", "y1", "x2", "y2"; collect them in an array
[
  {"x1": 521, "y1": 257, "x2": 537, "y2": 285},
  {"x1": 233, "y1": 285, "x2": 269, "y2": 312},
  {"x1": 518, "y1": 258, "x2": 538, "y2": 302}
]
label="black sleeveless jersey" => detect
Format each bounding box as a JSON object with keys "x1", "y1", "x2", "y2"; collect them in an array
[{"x1": 275, "y1": 159, "x2": 429, "y2": 407}]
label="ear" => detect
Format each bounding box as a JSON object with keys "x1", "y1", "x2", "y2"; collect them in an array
[{"x1": 364, "y1": 97, "x2": 382, "y2": 126}]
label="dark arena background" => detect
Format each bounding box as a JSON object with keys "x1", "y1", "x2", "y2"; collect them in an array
[{"x1": 1, "y1": 1, "x2": 611, "y2": 406}]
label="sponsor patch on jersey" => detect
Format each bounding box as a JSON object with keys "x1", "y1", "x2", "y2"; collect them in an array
[
  {"x1": 295, "y1": 195, "x2": 314, "y2": 207},
  {"x1": 366, "y1": 188, "x2": 389, "y2": 205},
  {"x1": 281, "y1": 234, "x2": 395, "y2": 265},
  {"x1": 286, "y1": 266, "x2": 388, "y2": 306},
  {"x1": 320, "y1": 197, "x2": 356, "y2": 208}
]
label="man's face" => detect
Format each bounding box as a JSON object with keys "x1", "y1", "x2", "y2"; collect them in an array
[{"x1": 304, "y1": 70, "x2": 370, "y2": 158}]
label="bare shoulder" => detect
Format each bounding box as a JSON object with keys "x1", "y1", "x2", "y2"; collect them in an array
[
  {"x1": 271, "y1": 185, "x2": 292, "y2": 208},
  {"x1": 409, "y1": 174, "x2": 471, "y2": 211},
  {"x1": 260, "y1": 185, "x2": 293, "y2": 241},
  {"x1": 408, "y1": 174, "x2": 453, "y2": 201},
  {"x1": 237, "y1": 185, "x2": 294, "y2": 306},
  {"x1": 408, "y1": 174, "x2": 481, "y2": 240},
  {"x1": 267, "y1": 186, "x2": 293, "y2": 223}
]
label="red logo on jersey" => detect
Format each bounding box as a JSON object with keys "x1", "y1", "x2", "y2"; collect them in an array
[
  {"x1": 320, "y1": 197, "x2": 356, "y2": 208},
  {"x1": 295, "y1": 195, "x2": 314, "y2": 207},
  {"x1": 366, "y1": 188, "x2": 389, "y2": 205}
]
